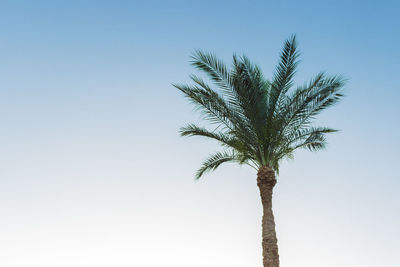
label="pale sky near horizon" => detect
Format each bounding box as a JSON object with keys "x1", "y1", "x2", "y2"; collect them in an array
[{"x1": 0, "y1": 1, "x2": 399, "y2": 267}]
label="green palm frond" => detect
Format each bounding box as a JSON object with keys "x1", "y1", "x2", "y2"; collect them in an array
[
  {"x1": 278, "y1": 74, "x2": 345, "y2": 136},
  {"x1": 191, "y1": 50, "x2": 233, "y2": 92},
  {"x1": 174, "y1": 77, "x2": 261, "y2": 157},
  {"x1": 173, "y1": 83, "x2": 235, "y2": 129},
  {"x1": 273, "y1": 35, "x2": 299, "y2": 91},
  {"x1": 180, "y1": 124, "x2": 249, "y2": 153},
  {"x1": 287, "y1": 127, "x2": 337, "y2": 147},
  {"x1": 232, "y1": 55, "x2": 269, "y2": 130},
  {"x1": 270, "y1": 35, "x2": 300, "y2": 117},
  {"x1": 294, "y1": 131, "x2": 328, "y2": 151},
  {"x1": 195, "y1": 150, "x2": 238, "y2": 179}
]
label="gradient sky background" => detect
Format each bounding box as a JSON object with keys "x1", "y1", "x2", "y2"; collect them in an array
[{"x1": 0, "y1": 1, "x2": 399, "y2": 267}]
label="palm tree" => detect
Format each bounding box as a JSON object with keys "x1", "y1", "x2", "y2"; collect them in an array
[{"x1": 174, "y1": 35, "x2": 345, "y2": 267}]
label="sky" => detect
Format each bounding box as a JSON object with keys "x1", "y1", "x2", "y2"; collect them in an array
[{"x1": 0, "y1": 1, "x2": 399, "y2": 266}]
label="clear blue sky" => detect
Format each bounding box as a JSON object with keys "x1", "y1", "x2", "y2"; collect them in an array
[{"x1": 0, "y1": 1, "x2": 399, "y2": 266}]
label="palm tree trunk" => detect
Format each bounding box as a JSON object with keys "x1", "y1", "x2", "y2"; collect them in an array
[{"x1": 257, "y1": 166, "x2": 279, "y2": 267}]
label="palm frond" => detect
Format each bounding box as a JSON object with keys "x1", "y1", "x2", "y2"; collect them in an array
[
  {"x1": 287, "y1": 127, "x2": 337, "y2": 146},
  {"x1": 294, "y1": 132, "x2": 328, "y2": 151},
  {"x1": 269, "y1": 35, "x2": 300, "y2": 117},
  {"x1": 173, "y1": 83, "x2": 235, "y2": 129},
  {"x1": 231, "y1": 55, "x2": 269, "y2": 136},
  {"x1": 180, "y1": 124, "x2": 248, "y2": 152},
  {"x1": 280, "y1": 73, "x2": 345, "y2": 134},
  {"x1": 191, "y1": 50, "x2": 233, "y2": 92},
  {"x1": 195, "y1": 150, "x2": 238, "y2": 179}
]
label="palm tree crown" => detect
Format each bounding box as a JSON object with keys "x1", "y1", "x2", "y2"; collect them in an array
[{"x1": 174, "y1": 35, "x2": 345, "y2": 179}]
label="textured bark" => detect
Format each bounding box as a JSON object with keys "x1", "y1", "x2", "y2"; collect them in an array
[{"x1": 257, "y1": 166, "x2": 279, "y2": 267}]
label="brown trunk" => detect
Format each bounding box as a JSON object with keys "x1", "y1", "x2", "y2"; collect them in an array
[{"x1": 257, "y1": 166, "x2": 279, "y2": 267}]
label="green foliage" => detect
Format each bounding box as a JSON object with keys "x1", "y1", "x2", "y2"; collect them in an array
[{"x1": 174, "y1": 35, "x2": 345, "y2": 178}]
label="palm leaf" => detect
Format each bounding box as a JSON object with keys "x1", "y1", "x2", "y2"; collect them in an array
[{"x1": 195, "y1": 150, "x2": 238, "y2": 179}]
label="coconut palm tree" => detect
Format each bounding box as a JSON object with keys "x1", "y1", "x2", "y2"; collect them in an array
[{"x1": 174, "y1": 35, "x2": 345, "y2": 267}]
